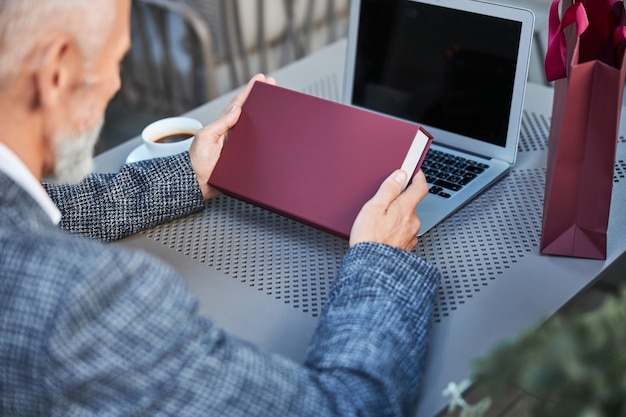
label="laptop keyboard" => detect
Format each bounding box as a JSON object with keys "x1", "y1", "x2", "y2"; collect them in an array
[{"x1": 421, "y1": 149, "x2": 490, "y2": 198}]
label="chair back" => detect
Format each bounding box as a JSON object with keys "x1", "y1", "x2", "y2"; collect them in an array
[
  {"x1": 121, "y1": 0, "x2": 218, "y2": 116},
  {"x1": 221, "y1": 0, "x2": 350, "y2": 87},
  {"x1": 121, "y1": 0, "x2": 350, "y2": 116}
]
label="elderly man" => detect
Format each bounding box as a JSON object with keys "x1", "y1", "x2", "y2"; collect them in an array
[{"x1": 0, "y1": 0, "x2": 440, "y2": 416}]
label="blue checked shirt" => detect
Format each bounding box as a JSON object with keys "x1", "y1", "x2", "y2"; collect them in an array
[{"x1": 0, "y1": 152, "x2": 440, "y2": 416}]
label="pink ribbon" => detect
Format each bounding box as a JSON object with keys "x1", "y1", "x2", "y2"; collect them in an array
[
  {"x1": 545, "y1": 0, "x2": 626, "y2": 81},
  {"x1": 545, "y1": 0, "x2": 589, "y2": 81}
]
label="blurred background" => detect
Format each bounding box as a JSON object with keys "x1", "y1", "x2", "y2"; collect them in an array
[
  {"x1": 98, "y1": 0, "x2": 551, "y2": 155},
  {"x1": 98, "y1": 0, "x2": 351, "y2": 153}
]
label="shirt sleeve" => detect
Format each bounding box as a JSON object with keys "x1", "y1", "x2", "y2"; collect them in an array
[
  {"x1": 44, "y1": 242, "x2": 440, "y2": 417},
  {"x1": 42, "y1": 153, "x2": 205, "y2": 242}
]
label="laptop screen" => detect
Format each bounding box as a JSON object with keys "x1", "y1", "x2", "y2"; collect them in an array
[{"x1": 349, "y1": 0, "x2": 523, "y2": 149}]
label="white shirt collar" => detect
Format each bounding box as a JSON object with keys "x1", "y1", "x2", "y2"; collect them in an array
[{"x1": 0, "y1": 142, "x2": 62, "y2": 225}]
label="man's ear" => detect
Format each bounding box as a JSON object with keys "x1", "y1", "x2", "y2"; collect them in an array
[{"x1": 33, "y1": 35, "x2": 83, "y2": 110}]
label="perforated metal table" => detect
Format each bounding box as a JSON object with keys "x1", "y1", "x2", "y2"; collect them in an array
[{"x1": 95, "y1": 39, "x2": 626, "y2": 417}]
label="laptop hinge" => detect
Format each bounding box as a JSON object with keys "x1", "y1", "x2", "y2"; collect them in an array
[{"x1": 437, "y1": 143, "x2": 492, "y2": 161}]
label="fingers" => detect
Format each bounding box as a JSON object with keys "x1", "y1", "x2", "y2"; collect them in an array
[
  {"x1": 369, "y1": 169, "x2": 428, "y2": 209},
  {"x1": 348, "y1": 169, "x2": 428, "y2": 251},
  {"x1": 369, "y1": 169, "x2": 408, "y2": 207},
  {"x1": 189, "y1": 74, "x2": 276, "y2": 201},
  {"x1": 395, "y1": 170, "x2": 427, "y2": 247},
  {"x1": 211, "y1": 104, "x2": 242, "y2": 139},
  {"x1": 222, "y1": 73, "x2": 276, "y2": 117},
  {"x1": 397, "y1": 170, "x2": 429, "y2": 206}
]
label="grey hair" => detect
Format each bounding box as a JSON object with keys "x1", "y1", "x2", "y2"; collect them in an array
[{"x1": 0, "y1": 0, "x2": 115, "y2": 86}]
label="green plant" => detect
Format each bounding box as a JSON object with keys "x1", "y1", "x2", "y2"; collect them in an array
[{"x1": 444, "y1": 287, "x2": 626, "y2": 417}]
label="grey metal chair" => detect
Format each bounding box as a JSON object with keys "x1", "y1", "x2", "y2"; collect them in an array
[
  {"x1": 120, "y1": 0, "x2": 350, "y2": 117},
  {"x1": 121, "y1": 0, "x2": 219, "y2": 116},
  {"x1": 221, "y1": 0, "x2": 350, "y2": 88}
]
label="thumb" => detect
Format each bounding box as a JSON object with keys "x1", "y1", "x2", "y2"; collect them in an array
[
  {"x1": 219, "y1": 104, "x2": 242, "y2": 135},
  {"x1": 201, "y1": 104, "x2": 241, "y2": 144},
  {"x1": 370, "y1": 170, "x2": 407, "y2": 207}
]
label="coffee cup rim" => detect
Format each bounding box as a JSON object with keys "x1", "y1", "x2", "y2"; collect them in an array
[{"x1": 142, "y1": 117, "x2": 203, "y2": 146}]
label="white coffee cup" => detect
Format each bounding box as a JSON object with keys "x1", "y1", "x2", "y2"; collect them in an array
[{"x1": 141, "y1": 116, "x2": 203, "y2": 158}]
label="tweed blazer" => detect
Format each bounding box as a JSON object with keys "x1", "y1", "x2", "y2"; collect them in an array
[{"x1": 0, "y1": 152, "x2": 440, "y2": 417}]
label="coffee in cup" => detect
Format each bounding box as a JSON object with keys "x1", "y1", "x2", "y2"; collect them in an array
[
  {"x1": 142, "y1": 116, "x2": 203, "y2": 158},
  {"x1": 152, "y1": 131, "x2": 195, "y2": 144}
]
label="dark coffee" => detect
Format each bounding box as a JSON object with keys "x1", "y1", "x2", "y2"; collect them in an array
[{"x1": 153, "y1": 131, "x2": 194, "y2": 144}]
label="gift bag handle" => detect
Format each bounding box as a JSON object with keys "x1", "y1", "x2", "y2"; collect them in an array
[
  {"x1": 615, "y1": 26, "x2": 626, "y2": 43},
  {"x1": 615, "y1": 25, "x2": 626, "y2": 63},
  {"x1": 546, "y1": 0, "x2": 626, "y2": 80},
  {"x1": 545, "y1": 0, "x2": 589, "y2": 81},
  {"x1": 609, "y1": 0, "x2": 626, "y2": 67},
  {"x1": 608, "y1": 0, "x2": 624, "y2": 27}
]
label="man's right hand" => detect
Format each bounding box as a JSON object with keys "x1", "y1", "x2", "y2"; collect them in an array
[
  {"x1": 188, "y1": 73, "x2": 276, "y2": 200},
  {"x1": 349, "y1": 170, "x2": 429, "y2": 252}
]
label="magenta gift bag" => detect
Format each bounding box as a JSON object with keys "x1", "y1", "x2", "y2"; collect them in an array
[{"x1": 540, "y1": 0, "x2": 626, "y2": 259}]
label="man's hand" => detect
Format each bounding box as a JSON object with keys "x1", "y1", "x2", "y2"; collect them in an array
[
  {"x1": 189, "y1": 73, "x2": 276, "y2": 200},
  {"x1": 349, "y1": 170, "x2": 429, "y2": 251}
]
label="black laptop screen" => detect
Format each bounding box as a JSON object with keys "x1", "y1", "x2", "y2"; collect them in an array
[{"x1": 351, "y1": 0, "x2": 522, "y2": 148}]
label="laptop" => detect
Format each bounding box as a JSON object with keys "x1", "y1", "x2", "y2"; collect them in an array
[{"x1": 343, "y1": 0, "x2": 535, "y2": 235}]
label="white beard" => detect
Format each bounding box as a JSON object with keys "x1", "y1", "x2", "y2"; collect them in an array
[{"x1": 46, "y1": 118, "x2": 103, "y2": 185}]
